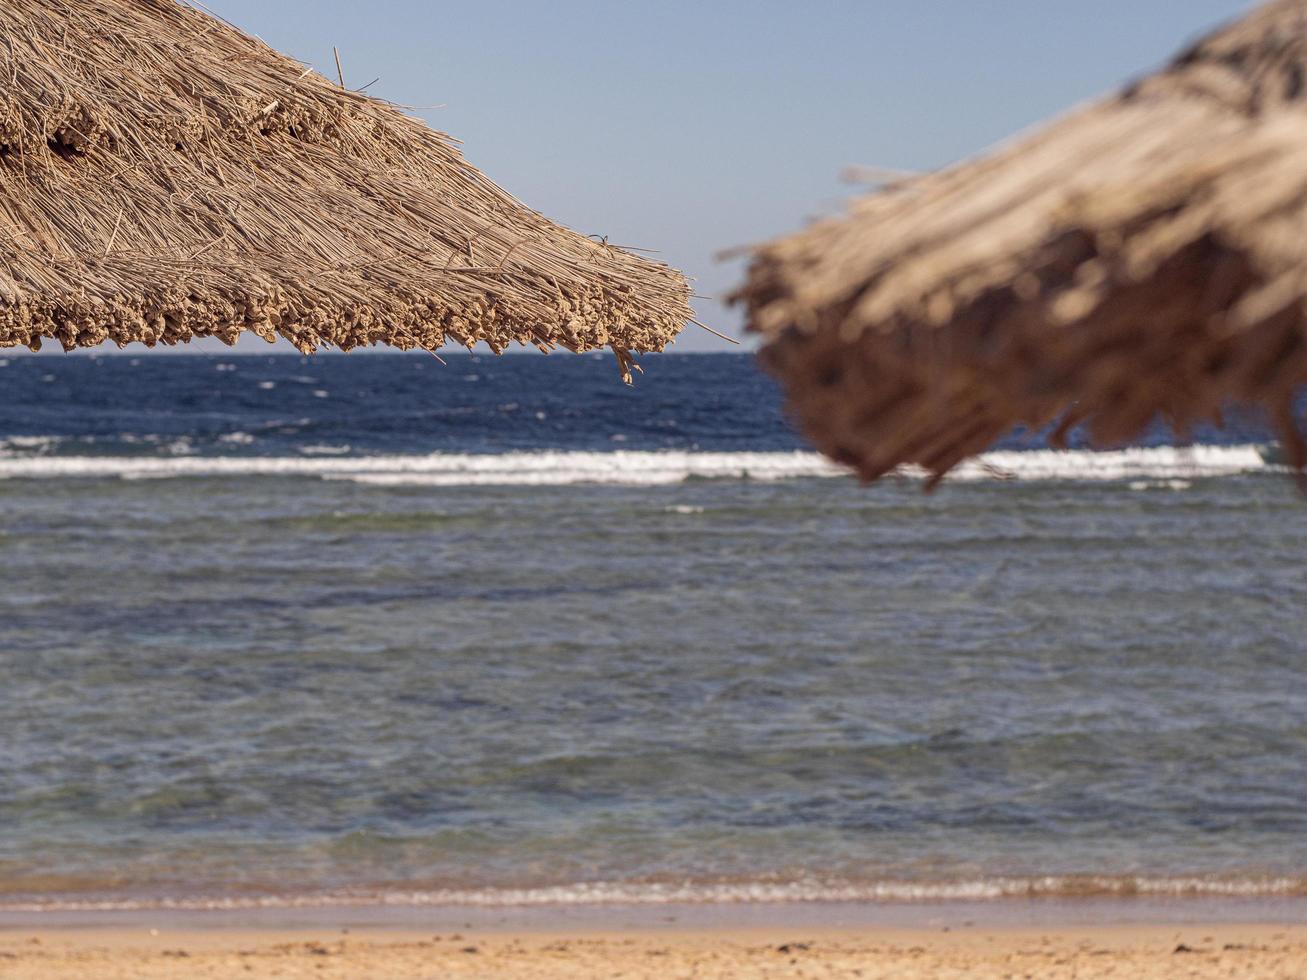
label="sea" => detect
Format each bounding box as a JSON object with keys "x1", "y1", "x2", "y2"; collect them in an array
[{"x1": 1, "y1": 351, "x2": 1305, "y2": 913}]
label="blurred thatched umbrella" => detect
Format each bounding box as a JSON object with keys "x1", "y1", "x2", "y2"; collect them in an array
[
  {"x1": 0, "y1": 0, "x2": 689, "y2": 379},
  {"x1": 736, "y1": 0, "x2": 1307, "y2": 482}
]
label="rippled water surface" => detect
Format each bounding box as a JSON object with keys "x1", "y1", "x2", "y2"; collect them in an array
[{"x1": 1, "y1": 353, "x2": 1305, "y2": 908}]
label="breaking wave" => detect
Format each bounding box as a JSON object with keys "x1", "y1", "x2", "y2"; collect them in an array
[{"x1": 0, "y1": 444, "x2": 1276, "y2": 487}]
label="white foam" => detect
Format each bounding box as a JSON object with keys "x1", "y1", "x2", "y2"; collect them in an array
[
  {"x1": 331, "y1": 451, "x2": 843, "y2": 487},
  {"x1": 0, "y1": 445, "x2": 1274, "y2": 487},
  {"x1": 299, "y1": 444, "x2": 353, "y2": 456},
  {"x1": 0, "y1": 450, "x2": 841, "y2": 485},
  {"x1": 3, "y1": 875, "x2": 1305, "y2": 913},
  {"x1": 0, "y1": 435, "x2": 63, "y2": 455},
  {"x1": 1130, "y1": 479, "x2": 1193, "y2": 492},
  {"x1": 937, "y1": 445, "x2": 1269, "y2": 483}
]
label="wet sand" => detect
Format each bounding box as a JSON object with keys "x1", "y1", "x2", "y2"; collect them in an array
[{"x1": 3, "y1": 919, "x2": 1306, "y2": 979}]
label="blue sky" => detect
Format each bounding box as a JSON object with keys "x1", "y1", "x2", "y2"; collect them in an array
[{"x1": 122, "y1": 2, "x2": 1265, "y2": 351}]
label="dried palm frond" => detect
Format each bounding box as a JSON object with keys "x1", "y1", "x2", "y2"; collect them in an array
[
  {"x1": 0, "y1": 0, "x2": 689, "y2": 377},
  {"x1": 736, "y1": 0, "x2": 1307, "y2": 481}
]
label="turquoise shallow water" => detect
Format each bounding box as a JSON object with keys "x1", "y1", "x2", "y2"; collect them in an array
[{"x1": 1, "y1": 355, "x2": 1305, "y2": 909}]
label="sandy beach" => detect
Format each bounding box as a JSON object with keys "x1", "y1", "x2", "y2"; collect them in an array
[{"x1": 3, "y1": 921, "x2": 1306, "y2": 979}]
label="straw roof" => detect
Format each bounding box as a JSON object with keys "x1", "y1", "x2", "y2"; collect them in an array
[
  {"x1": 736, "y1": 0, "x2": 1307, "y2": 483},
  {"x1": 0, "y1": 0, "x2": 689, "y2": 376}
]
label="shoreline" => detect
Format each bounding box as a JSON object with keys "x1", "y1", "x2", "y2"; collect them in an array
[
  {"x1": 6, "y1": 870, "x2": 1307, "y2": 915},
  {"x1": 6, "y1": 894, "x2": 1307, "y2": 934}
]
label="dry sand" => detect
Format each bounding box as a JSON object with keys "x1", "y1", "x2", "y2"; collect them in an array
[{"x1": 3, "y1": 922, "x2": 1306, "y2": 979}]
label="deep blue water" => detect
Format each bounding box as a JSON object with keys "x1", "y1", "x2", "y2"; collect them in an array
[
  {"x1": 0, "y1": 352, "x2": 800, "y2": 457},
  {"x1": 0, "y1": 351, "x2": 1283, "y2": 458}
]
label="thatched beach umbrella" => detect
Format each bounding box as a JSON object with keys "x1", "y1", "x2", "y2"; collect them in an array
[
  {"x1": 0, "y1": 0, "x2": 689, "y2": 378},
  {"x1": 736, "y1": 0, "x2": 1307, "y2": 482}
]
